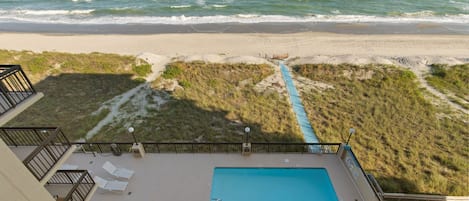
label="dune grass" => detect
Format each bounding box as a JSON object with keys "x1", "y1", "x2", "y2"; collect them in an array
[
  {"x1": 91, "y1": 61, "x2": 303, "y2": 142},
  {"x1": 425, "y1": 64, "x2": 469, "y2": 109},
  {"x1": 292, "y1": 63, "x2": 468, "y2": 196},
  {"x1": 0, "y1": 50, "x2": 148, "y2": 139}
]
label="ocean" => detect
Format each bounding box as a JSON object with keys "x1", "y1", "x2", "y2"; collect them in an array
[{"x1": 0, "y1": 0, "x2": 468, "y2": 25}]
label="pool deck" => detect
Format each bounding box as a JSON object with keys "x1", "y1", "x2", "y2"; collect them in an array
[{"x1": 61, "y1": 152, "x2": 364, "y2": 201}]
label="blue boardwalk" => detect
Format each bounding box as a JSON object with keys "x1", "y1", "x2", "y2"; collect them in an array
[{"x1": 279, "y1": 62, "x2": 319, "y2": 143}]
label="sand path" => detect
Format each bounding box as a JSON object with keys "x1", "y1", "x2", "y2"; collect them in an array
[{"x1": 83, "y1": 53, "x2": 169, "y2": 140}]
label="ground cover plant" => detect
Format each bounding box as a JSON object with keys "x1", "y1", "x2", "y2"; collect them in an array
[
  {"x1": 292, "y1": 63, "x2": 468, "y2": 195},
  {"x1": 91, "y1": 61, "x2": 303, "y2": 143},
  {"x1": 425, "y1": 64, "x2": 469, "y2": 109},
  {"x1": 0, "y1": 50, "x2": 148, "y2": 139}
]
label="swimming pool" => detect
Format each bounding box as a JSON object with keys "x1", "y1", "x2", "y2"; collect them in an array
[{"x1": 210, "y1": 168, "x2": 339, "y2": 201}]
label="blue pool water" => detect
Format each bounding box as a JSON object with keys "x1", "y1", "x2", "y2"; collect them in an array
[{"x1": 210, "y1": 168, "x2": 339, "y2": 201}]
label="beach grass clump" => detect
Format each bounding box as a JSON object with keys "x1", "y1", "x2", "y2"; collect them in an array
[
  {"x1": 91, "y1": 61, "x2": 303, "y2": 143},
  {"x1": 425, "y1": 64, "x2": 469, "y2": 109},
  {"x1": 0, "y1": 50, "x2": 146, "y2": 140},
  {"x1": 132, "y1": 63, "x2": 152, "y2": 77},
  {"x1": 161, "y1": 63, "x2": 183, "y2": 79},
  {"x1": 292, "y1": 63, "x2": 468, "y2": 196}
]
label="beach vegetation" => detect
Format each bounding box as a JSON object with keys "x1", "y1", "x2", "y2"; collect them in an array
[
  {"x1": 426, "y1": 64, "x2": 468, "y2": 109},
  {"x1": 132, "y1": 63, "x2": 152, "y2": 77},
  {"x1": 91, "y1": 61, "x2": 303, "y2": 143},
  {"x1": 161, "y1": 63, "x2": 183, "y2": 79},
  {"x1": 292, "y1": 63, "x2": 468, "y2": 196},
  {"x1": 0, "y1": 50, "x2": 146, "y2": 140}
]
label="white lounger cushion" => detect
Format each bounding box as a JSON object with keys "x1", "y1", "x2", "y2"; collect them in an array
[
  {"x1": 102, "y1": 161, "x2": 134, "y2": 179},
  {"x1": 93, "y1": 176, "x2": 128, "y2": 192}
]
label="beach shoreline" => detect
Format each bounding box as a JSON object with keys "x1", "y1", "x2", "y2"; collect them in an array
[{"x1": 0, "y1": 22, "x2": 468, "y2": 35}]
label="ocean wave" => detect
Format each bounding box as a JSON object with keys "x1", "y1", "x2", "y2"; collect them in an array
[
  {"x1": 0, "y1": 13, "x2": 468, "y2": 25},
  {"x1": 0, "y1": 9, "x2": 94, "y2": 16},
  {"x1": 401, "y1": 10, "x2": 435, "y2": 17},
  {"x1": 212, "y1": 5, "x2": 227, "y2": 8},
  {"x1": 170, "y1": 5, "x2": 192, "y2": 9}
]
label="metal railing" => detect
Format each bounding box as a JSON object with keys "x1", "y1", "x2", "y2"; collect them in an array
[
  {"x1": 47, "y1": 170, "x2": 95, "y2": 201},
  {"x1": 73, "y1": 142, "x2": 341, "y2": 154},
  {"x1": 383, "y1": 193, "x2": 469, "y2": 201},
  {"x1": 0, "y1": 65, "x2": 36, "y2": 115},
  {"x1": 1, "y1": 127, "x2": 72, "y2": 181},
  {"x1": 0, "y1": 127, "x2": 60, "y2": 146},
  {"x1": 251, "y1": 142, "x2": 340, "y2": 153}
]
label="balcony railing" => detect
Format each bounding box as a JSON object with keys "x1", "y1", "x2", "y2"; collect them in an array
[
  {"x1": 73, "y1": 142, "x2": 341, "y2": 154},
  {"x1": 0, "y1": 65, "x2": 36, "y2": 115},
  {"x1": 0, "y1": 127, "x2": 71, "y2": 181},
  {"x1": 47, "y1": 170, "x2": 95, "y2": 201}
]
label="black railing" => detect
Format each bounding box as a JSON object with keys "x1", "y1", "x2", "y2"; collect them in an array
[
  {"x1": 47, "y1": 170, "x2": 95, "y2": 201},
  {"x1": 0, "y1": 127, "x2": 62, "y2": 146},
  {"x1": 251, "y1": 142, "x2": 340, "y2": 153},
  {"x1": 0, "y1": 65, "x2": 36, "y2": 115},
  {"x1": 1, "y1": 127, "x2": 72, "y2": 181},
  {"x1": 73, "y1": 142, "x2": 341, "y2": 154}
]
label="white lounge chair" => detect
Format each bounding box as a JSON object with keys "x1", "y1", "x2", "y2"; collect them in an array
[
  {"x1": 102, "y1": 161, "x2": 134, "y2": 179},
  {"x1": 93, "y1": 176, "x2": 128, "y2": 192}
]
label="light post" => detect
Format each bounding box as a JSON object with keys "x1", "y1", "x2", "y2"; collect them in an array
[
  {"x1": 346, "y1": 128, "x2": 355, "y2": 145},
  {"x1": 244, "y1": 127, "x2": 251, "y2": 143},
  {"x1": 128, "y1": 127, "x2": 137, "y2": 143}
]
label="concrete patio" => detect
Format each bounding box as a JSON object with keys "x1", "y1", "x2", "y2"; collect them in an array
[{"x1": 61, "y1": 152, "x2": 366, "y2": 201}]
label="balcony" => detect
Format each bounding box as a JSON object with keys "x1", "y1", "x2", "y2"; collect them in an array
[
  {"x1": 0, "y1": 65, "x2": 43, "y2": 125},
  {"x1": 46, "y1": 170, "x2": 97, "y2": 201},
  {"x1": 1, "y1": 127, "x2": 97, "y2": 201},
  {"x1": 0, "y1": 127, "x2": 77, "y2": 184}
]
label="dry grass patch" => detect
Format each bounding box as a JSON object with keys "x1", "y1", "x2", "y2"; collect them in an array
[
  {"x1": 0, "y1": 50, "x2": 147, "y2": 139},
  {"x1": 293, "y1": 63, "x2": 468, "y2": 196},
  {"x1": 91, "y1": 61, "x2": 303, "y2": 143}
]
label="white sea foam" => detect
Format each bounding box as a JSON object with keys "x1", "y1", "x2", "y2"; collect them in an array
[
  {"x1": 0, "y1": 12, "x2": 468, "y2": 25},
  {"x1": 169, "y1": 5, "x2": 192, "y2": 9},
  {"x1": 212, "y1": 4, "x2": 227, "y2": 8},
  {"x1": 401, "y1": 10, "x2": 435, "y2": 17},
  {"x1": 0, "y1": 9, "x2": 94, "y2": 16}
]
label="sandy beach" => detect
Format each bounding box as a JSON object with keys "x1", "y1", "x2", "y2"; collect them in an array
[{"x1": 1, "y1": 32, "x2": 468, "y2": 57}]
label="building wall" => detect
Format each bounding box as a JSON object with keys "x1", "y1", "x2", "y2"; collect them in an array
[
  {"x1": 0, "y1": 139, "x2": 54, "y2": 201},
  {"x1": 339, "y1": 145, "x2": 380, "y2": 201}
]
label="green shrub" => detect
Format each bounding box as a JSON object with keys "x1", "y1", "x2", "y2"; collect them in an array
[
  {"x1": 132, "y1": 63, "x2": 152, "y2": 77},
  {"x1": 179, "y1": 80, "x2": 191, "y2": 88},
  {"x1": 162, "y1": 63, "x2": 183, "y2": 79}
]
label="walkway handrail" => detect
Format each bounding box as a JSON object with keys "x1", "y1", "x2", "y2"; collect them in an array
[
  {"x1": 48, "y1": 170, "x2": 95, "y2": 201},
  {"x1": 0, "y1": 65, "x2": 36, "y2": 115}
]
